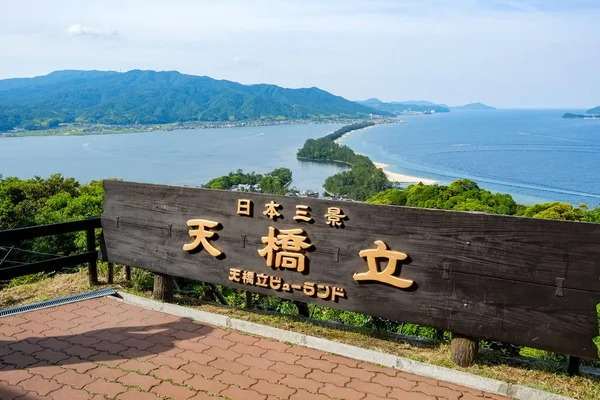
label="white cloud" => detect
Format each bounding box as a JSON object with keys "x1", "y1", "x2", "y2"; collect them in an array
[
  {"x1": 67, "y1": 24, "x2": 119, "y2": 38},
  {"x1": 0, "y1": 0, "x2": 597, "y2": 107}
]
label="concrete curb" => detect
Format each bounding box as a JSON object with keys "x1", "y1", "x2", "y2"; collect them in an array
[{"x1": 111, "y1": 291, "x2": 573, "y2": 400}]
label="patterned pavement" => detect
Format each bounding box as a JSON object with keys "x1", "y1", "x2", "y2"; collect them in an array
[{"x1": 0, "y1": 297, "x2": 509, "y2": 399}]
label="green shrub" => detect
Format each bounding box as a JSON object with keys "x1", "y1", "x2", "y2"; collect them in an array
[
  {"x1": 131, "y1": 269, "x2": 154, "y2": 291},
  {"x1": 7, "y1": 272, "x2": 49, "y2": 288}
]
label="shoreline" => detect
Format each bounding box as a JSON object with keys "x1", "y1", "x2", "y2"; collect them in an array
[
  {"x1": 373, "y1": 162, "x2": 439, "y2": 185},
  {"x1": 333, "y1": 125, "x2": 376, "y2": 144},
  {"x1": 1, "y1": 119, "x2": 376, "y2": 138},
  {"x1": 333, "y1": 121, "x2": 404, "y2": 144},
  {"x1": 331, "y1": 120, "x2": 438, "y2": 185}
]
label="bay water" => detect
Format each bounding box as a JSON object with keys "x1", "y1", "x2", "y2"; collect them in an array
[
  {"x1": 340, "y1": 109, "x2": 600, "y2": 206},
  {"x1": 1, "y1": 109, "x2": 599, "y2": 206},
  {"x1": 0, "y1": 124, "x2": 347, "y2": 192}
]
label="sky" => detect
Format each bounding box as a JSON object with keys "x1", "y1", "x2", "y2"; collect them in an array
[{"x1": 0, "y1": 0, "x2": 598, "y2": 108}]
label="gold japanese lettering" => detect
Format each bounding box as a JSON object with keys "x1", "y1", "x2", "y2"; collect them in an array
[
  {"x1": 276, "y1": 252, "x2": 304, "y2": 271},
  {"x1": 263, "y1": 201, "x2": 281, "y2": 220},
  {"x1": 237, "y1": 199, "x2": 253, "y2": 216},
  {"x1": 228, "y1": 268, "x2": 242, "y2": 282},
  {"x1": 317, "y1": 284, "x2": 331, "y2": 299},
  {"x1": 242, "y1": 270, "x2": 255, "y2": 285},
  {"x1": 303, "y1": 282, "x2": 316, "y2": 296},
  {"x1": 270, "y1": 276, "x2": 282, "y2": 290},
  {"x1": 183, "y1": 219, "x2": 222, "y2": 257},
  {"x1": 258, "y1": 227, "x2": 312, "y2": 272},
  {"x1": 354, "y1": 240, "x2": 413, "y2": 288},
  {"x1": 324, "y1": 207, "x2": 346, "y2": 228},
  {"x1": 332, "y1": 287, "x2": 346, "y2": 302},
  {"x1": 293, "y1": 205, "x2": 313, "y2": 223},
  {"x1": 257, "y1": 227, "x2": 278, "y2": 267},
  {"x1": 256, "y1": 274, "x2": 269, "y2": 287},
  {"x1": 227, "y1": 269, "x2": 345, "y2": 302}
]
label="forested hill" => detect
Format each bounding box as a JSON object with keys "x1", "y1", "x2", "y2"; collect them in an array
[{"x1": 0, "y1": 70, "x2": 391, "y2": 131}]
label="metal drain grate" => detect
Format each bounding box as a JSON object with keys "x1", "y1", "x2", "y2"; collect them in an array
[{"x1": 0, "y1": 287, "x2": 117, "y2": 318}]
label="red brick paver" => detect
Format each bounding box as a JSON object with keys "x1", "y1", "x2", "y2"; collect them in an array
[{"x1": 0, "y1": 297, "x2": 510, "y2": 399}]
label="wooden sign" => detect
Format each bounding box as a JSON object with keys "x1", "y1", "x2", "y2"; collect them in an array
[{"x1": 101, "y1": 180, "x2": 600, "y2": 360}]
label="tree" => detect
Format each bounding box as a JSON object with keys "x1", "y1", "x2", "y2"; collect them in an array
[
  {"x1": 518, "y1": 202, "x2": 587, "y2": 221},
  {"x1": 366, "y1": 179, "x2": 517, "y2": 215},
  {"x1": 585, "y1": 206, "x2": 600, "y2": 223},
  {"x1": 203, "y1": 168, "x2": 292, "y2": 195},
  {"x1": 0, "y1": 175, "x2": 103, "y2": 263}
]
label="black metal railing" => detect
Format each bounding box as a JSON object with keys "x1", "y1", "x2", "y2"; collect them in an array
[{"x1": 0, "y1": 218, "x2": 101, "y2": 282}]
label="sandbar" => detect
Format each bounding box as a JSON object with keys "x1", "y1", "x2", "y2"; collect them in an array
[{"x1": 373, "y1": 162, "x2": 438, "y2": 185}]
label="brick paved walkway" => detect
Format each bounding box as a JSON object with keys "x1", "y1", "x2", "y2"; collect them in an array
[{"x1": 0, "y1": 297, "x2": 508, "y2": 400}]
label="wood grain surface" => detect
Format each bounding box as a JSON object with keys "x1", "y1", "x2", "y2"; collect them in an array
[{"x1": 101, "y1": 180, "x2": 600, "y2": 359}]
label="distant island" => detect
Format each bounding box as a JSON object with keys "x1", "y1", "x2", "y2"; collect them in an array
[
  {"x1": 357, "y1": 98, "x2": 450, "y2": 115},
  {"x1": 562, "y1": 106, "x2": 600, "y2": 119},
  {"x1": 586, "y1": 106, "x2": 600, "y2": 114},
  {"x1": 0, "y1": 69, "x2": 393, "y2": 133},
  {"x1": 356, "y1": 99, "x2": 497, "y2": 114},
  {"x1": 451, "y1": 102, "x2": 496, "y2": 110},
  {"x1": 563, "y1": 112, "x2": 600, "y2": 119}
]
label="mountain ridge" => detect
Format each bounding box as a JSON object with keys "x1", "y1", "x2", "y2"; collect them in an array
[{"x1": 0, "y1": 70, "x2": 391, "y2": 131}]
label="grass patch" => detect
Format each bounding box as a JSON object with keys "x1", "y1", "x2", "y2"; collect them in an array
[{"x1": 1, "y1": 268, "x2": 598, "y2": 399}]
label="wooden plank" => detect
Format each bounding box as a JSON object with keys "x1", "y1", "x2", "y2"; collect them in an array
[
  {"x1": 101, "y1": 181, "x2": 600, "y2": 293},
  {"x1": 0, "y1": 252, "x2": 98, "y2": 280},
  {"x1": 101, "y1": 180, "x2": 600, "y2": 359},
  {"x1": 0, "y1": 218, "x2": 102, "y2": 243}
]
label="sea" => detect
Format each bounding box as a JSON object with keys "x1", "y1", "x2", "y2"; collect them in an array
[
  {"x1": 0, "y1": 124, "x2": 347, "y2": 192},
  {"x1": 1, "y1": 109, "x2": 599, "y2": 206},
  {"x1": 340, "y1": 109, "x2": 600, "y2": 207}
]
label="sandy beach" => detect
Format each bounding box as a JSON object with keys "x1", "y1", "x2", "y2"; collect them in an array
[
  {"x1": 373, "y1": 162, "x2": 438, "y2": 185},
  {"x1": 333, "y1": 124, "x2": 376, "y2": 144},
  {"x1": 332, "y1": 121, "x2": 436, "y2": 185}
]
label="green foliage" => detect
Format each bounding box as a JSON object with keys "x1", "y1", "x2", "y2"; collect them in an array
[
  {"x1": 367, "y1": 179, "x2": 517, "y2": 215},
  {"x1": 0, "y1": 174, "x2": 103, "y2": 263},
  {"x1": 323, "y1": 121, "x2": 376, "y2": 141},
  {"x1": 296, "y1": 122, "x2": 392, "y2": 200},
  {"x1": 312, "y1": 307, "x2": 374, "y2": 327},
  {"x1": 203, "y1": 176, "x2": 231, "y2": 190},
  {"x1": 260, "y1": 168, "x2": 292, "y2": 195},
  {"x1": 6, "y1": 272, "x2": 49, "y2": 288},
  {"x1": 518, "y1": 202, "x2": 588, "y2": 221},
  {"x1": 204, "y1": 167, "x2": 292, "y2": 195},
  {"x1": 131, "y1": 269, "x2": 155, "y2": 292},
  {"x1": 398, "y1": 324, "x2": 440, "y2": 339},
  {"x1": 2, "y1": 169, "x2": 599, "y2": 360},
  {"x1": 0, "y1": 70, "x2": 391, "y2": 131},
  {"x1": 586, "y1": 206, "x2": 600, "y2": 223},
  {"x1": 296, "y1": 122, "x2": 374, "y2": 164},
  {"x1": 324, "y1": 159, "x2": 391, "y2": 201}
]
